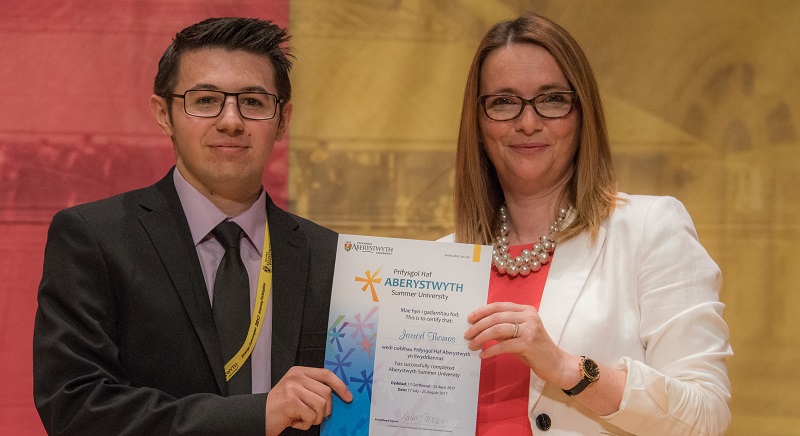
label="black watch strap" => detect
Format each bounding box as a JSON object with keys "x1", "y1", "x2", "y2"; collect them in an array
[
  {"x1": 562, "y1": 377, "x2": 592, "y2": 397},
  {"x1": 562, "y1": 356, "x2": 599, "y2": 397}
]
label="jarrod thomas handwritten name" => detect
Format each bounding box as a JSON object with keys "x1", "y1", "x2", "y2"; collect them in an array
[{"x1": 398, "y1": 329, "x2": 456, "y2": 343}]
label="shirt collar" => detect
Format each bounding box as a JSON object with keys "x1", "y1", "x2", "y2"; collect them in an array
[{"x1": 173, "y1": 168, "x2": 267, "y2": 255}]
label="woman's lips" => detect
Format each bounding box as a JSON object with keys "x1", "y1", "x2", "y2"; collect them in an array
[
  {"x1": 210, "y1": 142, "x2": 248, "y2": 148},
  {"x1": 510, "y1": 142, "x2": 548, "y2": 149}
]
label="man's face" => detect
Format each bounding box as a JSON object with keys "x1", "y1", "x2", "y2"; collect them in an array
[{"x1": 151, "y1": 48, "x2": 291, "y2": 199}]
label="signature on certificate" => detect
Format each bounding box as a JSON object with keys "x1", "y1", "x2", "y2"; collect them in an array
[{"x1": 400, "y1": 410, "x2": 447, "y2": 426}]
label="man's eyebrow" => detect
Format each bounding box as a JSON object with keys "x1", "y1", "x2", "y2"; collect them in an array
[
  {"x1": 187, "y1": 84, "x2": 271, "y2": 93},
  {"x1": 239, "y1": 86, "x2": 269, "y2": 93},
  {"x1": 189, "y1": 83, "x2": 220, "y2": 91}
]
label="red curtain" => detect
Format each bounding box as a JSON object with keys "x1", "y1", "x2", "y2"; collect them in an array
[{"x1": 0, "y1": 1, "x2": 289, "y2": 433}]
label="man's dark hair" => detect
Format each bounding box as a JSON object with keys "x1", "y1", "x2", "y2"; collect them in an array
[{"x1": 154, "y1": 17, "x2": 293, "y2": 101}]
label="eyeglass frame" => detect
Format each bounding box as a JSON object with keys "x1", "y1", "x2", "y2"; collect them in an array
[
  {"x1": 164, "y1": 90, "x2": 286, "y2": 120},
  {"x1": 479, "y1": 90, "x2": 577, "y2": 121}
]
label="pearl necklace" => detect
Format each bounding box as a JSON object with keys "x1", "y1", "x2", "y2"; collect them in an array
[{"x1": 492, "y1": 205, "x2": 568, "y2": 276}]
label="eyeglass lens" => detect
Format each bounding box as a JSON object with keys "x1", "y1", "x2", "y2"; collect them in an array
[{"x1": 183, "y1": 90, "x2": 277, "y2": 120}]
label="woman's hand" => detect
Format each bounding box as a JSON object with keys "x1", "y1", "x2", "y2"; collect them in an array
[
  {"x1": 465, "y1": 301, "x2": 626, "y2": 416},
  {"x1": 464, "y1": 301, "x2": 574, "y2": 387}
]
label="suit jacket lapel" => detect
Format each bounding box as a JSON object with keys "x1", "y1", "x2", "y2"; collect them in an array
[
  {"x1": 266, "y1": 199, "x2": 310, "y2": 386},
  {"x1": 527, "y1": 223, "x2": 607, "y2": 410},
  {"x1": 539, "y1": 224, "x2": 606, "y2": 346},
  {"x1": 138, "y1": 171, "x2": 228, "y2": 393}
]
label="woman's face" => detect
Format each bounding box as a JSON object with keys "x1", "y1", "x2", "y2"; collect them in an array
[{"x1": 479, "y1": 43, "x2": 580, "y2": 199}]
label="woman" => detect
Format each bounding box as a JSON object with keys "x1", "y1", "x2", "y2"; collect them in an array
[{"x1": 447, "y1": 13, "x2": 732, "y2": 435}]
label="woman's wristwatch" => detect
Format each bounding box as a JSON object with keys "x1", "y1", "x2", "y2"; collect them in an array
[{"x1": 562, "y1": 356, "x2": 600, "y2": 396}]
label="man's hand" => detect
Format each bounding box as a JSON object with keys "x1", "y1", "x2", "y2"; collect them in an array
[{"x1": 265, "y1": 366, "x2": 352, "y2": 436}]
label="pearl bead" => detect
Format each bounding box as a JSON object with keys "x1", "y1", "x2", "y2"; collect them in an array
[
  {"x1": 519, "y1": 265, "x2": 531, "y2": 276},
  {"x1": 508, "y1": 265, "x2": 519, "y2": 276},
  {"x1": 543, "y1": 242, "x2": 553, "y2": 252},
  {"x1": 498, "y1": 236, "x2": 509, "y2": 245},
  {"x1": 521, "y1": 249, "x2": 532, "y2": 258},
  {"x1": 514, "y1": 256, "x2": 524, "y2": 265},
  {"x1": 496, "y1": 261, "x2": 507, "y2": 274},
  {"x1": 538, "y1": 252, "x2": 550, "y2": 264},
  {"x1": 522, "y1": 255, "x2": 532, "y2": 265},
  {"x1": 533, "y1": 243, "x2": 543, "y2": 253},
  {"x1": 530, "y1": 261, "x2": 541, "y2": 272}
]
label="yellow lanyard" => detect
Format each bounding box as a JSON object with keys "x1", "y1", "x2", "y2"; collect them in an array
[{"x1": 223, "y1": 220, "x2": 272, "y2": 381}]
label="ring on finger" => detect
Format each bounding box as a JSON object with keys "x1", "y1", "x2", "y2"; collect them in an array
[{"x1": 512, "y1": 322, "x2": 519, "y2": 339}]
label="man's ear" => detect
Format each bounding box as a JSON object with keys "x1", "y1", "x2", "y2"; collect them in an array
[
  {"x1": 275, "y1": 100, "x2": 292, "y2": 142},
  {"x1": 150, "y1": 94, "x2": 174, "y2": 137}
]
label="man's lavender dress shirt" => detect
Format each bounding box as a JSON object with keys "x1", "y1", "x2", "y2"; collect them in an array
[{"x1": 173, "y1": 169, "x2": 273, "y2": 394}]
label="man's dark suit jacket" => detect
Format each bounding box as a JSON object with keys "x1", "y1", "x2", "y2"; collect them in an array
[{"x1": 33, "y1": 169, "x2": 337, "y2": 435}]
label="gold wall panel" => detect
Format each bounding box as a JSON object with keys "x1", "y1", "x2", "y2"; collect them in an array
[{"x1": 290, "y1": 1, "x2": 800, "y2": 433}]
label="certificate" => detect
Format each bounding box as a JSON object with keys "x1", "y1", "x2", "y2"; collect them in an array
[{"x1": 321, "y1": 235, "x2": 491, "y2": 435}]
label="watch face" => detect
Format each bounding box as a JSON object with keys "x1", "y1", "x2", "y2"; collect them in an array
[{"x1": 583, "y1": 358, "x2": 600, "y2": 380}]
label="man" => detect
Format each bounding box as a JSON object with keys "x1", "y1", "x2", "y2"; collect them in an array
[{"x1": 33, "y1": 18, "x2": 350, "y2": 435}]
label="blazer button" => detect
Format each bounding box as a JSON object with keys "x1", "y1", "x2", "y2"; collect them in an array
[{"x1": 535, "y1": 413, "x2": 552, "y2": 431}]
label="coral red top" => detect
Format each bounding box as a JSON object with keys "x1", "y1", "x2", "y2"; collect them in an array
[{"x1": 476, "y1": 245, "x2": 550, "y2": 435}]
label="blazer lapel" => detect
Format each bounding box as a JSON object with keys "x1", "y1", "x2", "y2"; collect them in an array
[
  {"x1": 539, "y1": 224, "x2": 606, "y2": 345},
  {"x1": 266, "y1": 200, "x2": 310, "y2": 386},
  {"x1": 528, "y1": 223, "x2": 607, "y2": 410},
  {"x1": 138, "y1": 172, "x2": 228, "y2": 393}
]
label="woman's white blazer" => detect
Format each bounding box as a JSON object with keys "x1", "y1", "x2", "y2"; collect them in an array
[{"x1": 443, "y1": 193, "x2": 732, "y2": 435}]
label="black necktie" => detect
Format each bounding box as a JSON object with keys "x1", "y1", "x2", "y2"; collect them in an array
[{"x1": 211, "y1": 220, "x2": 252, "y2": 394}]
